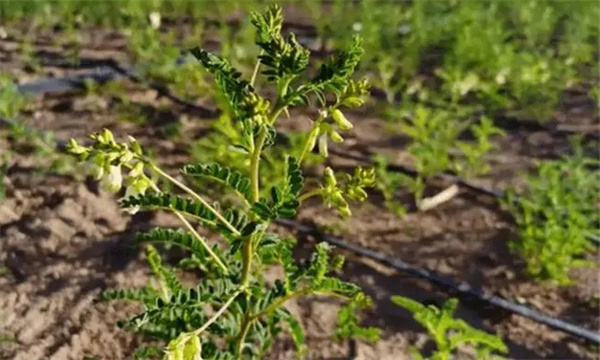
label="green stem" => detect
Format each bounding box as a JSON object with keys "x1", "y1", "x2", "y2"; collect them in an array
[
  {"x1": 192, "y1": 288, "x2": 242, "y2": 336},
  {"x1": 252, "y1": 293, "x2": 298, "y2": 321},
  {"x1": 150, "y1": 163, "x2": 241, "y2": 236},
  {"x1": 253, "y1": 289, "x2": 349, "y2": 322},
  {"x1": 236, "y1": 77, "x2": 292, "y2": 353},
  {"x1": 175, "y1": 212, "x2": 228, "y2": 273},
  {"x1": 249, "y1": 129, "x2": 267, "y2": 203},
  {"x1": 236, "y1": 313, "x2": 252, "y2": 355},
  {"x1": 148, "y1": 182, "x2": 228, "y2": 273},
  {"x1": 298, "y1": 189, "x2": 321, "y2": 202},
  {"x1": 250, "y1": 57, "x2": 261, "y2": 87},
  {"x1": 240, "y1": 235, "x2": 254, "y2": 287}
]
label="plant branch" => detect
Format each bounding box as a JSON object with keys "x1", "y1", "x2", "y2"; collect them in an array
[
  {"x1": 250, "y1": 57, "x2": 261, "y2": 86},
  {"x1": 148, "y1": 182, "x2": 228, "y2": 273},
  {"x1": 192, "y1": 289, "x2": 242, "y2": 336},
  {"x1": 250, "y1": 129, "x2": 267, "y2": 203},
  {"x1": 175, "y1": 212, "x2": 228, "y2": 272},
  {"x1": 149, "y1": 163, "x2": 241, "y2": 236},
  {"x1": 298, "y1": 189, "x2": 321, "y2": 202},
  {"x1": 253, "y1": 289, "x2": 350, "y2": 322},
  {"x1": 236, "y1": 313, "x2": 252, "y2": 355}
]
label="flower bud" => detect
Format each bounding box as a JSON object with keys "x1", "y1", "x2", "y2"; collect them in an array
[
  {"x1": 100, "y1": 129, "x2": 115, "y2": 144},
  {"x1": 324, "y1": 167, "x2": 337, "y2": 186},
  {"x1": 329, "y1": 130, "x2": 344, "y2": 144},
  {"x1": 330, "y1": 109, "x2": 353, "y2": 130},
  {"x1": 66, "y1": 139, "x2": 87, "y2": 155},
  {"x1": 343, "y1": 97, "x2": 364, "y2": 108},
  {"x1": 318, "y1": 135, "x2": 328, "y2": 157},
  {"x1": 129, "y1": 162, "x2": 144, "y2": 178},
  {"x1": 149, "y1": 11, "x2": 161, "y2": 29}
]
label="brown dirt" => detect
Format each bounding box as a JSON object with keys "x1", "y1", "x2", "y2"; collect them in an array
[{"x1": 2, "y1": 18, "x2": 599, "y2": 360}]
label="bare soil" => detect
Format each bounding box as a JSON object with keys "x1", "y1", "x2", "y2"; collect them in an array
[{"x1": 1, "y1": 20, "x2": 599, "y2": 360}]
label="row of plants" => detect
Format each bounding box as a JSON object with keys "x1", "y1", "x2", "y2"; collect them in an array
[
  {"x1": 5, "y1": 0, "x2": 598, "y2": 288},
  {"x1": 7, "y1": 1, "x2": 597, "y2": 115},
  {"x1": 319, "y1": 0, "x2": 598, "y2": 117},
  {"x1": 313, "y1": 0, "x2": 597, "y2": 216},
  {"x1": 60, "y1": 6, "x2": 508, "y2": 360},
  {"x1": 1, "y1": 2, "x2": 597, "y2": 358},
  {"x1": 3, "y1": 0, "x2": 596, "y2": 297},
  {"x1": 8, "y1": 0, "x2": 597, "y2": 219},
  {"x1": 503, "y1": 137, "x2": 600, "y2": 285}
]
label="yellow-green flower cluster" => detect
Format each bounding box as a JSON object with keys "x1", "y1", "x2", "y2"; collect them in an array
[{"x1": 66, "y1": 129, "x2": 151, "y2": 202}]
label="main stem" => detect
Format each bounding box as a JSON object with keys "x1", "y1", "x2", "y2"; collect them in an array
[
  {"x1": 249, "y1": 129, "x2": 268, "y2": 203},
  {"x1": 236, "y1": 76, "x2": 291, "y2": 354},
  {"x1": 236, "y1": 315, "x2": 252, "y2": 354}
]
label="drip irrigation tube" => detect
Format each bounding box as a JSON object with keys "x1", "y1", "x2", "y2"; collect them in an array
[
  {"x1": 276, "y1": 218, "x2": 600, "y2": 344},
  {"x1": 14, "y1": 59, "x2": 218, "y2": 118}
]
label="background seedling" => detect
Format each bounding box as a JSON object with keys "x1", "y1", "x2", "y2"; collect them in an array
[
  {"x1": 503, "y1": 137, "x2": 599, "y2": 285},
  {"x1": 391, "y1": 296, "x2": 508, "y2": 360}
]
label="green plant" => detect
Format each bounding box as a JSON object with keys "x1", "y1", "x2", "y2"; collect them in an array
[
  {"x1": 66, "y1": 6, "x2": 378, "y2": 360},
  {"x1": 128, "y1": 23, "x2": 211, "y2": 101},
  {"x1": 0, "y1": 74, "x2": 26, "y2": 119},
  {"x1": 391, "y1": 296, "x2": 508, "y2": 360},
  {"x1": 372, "y1": 154, "x2": 407, "y2": 216},
  {"x1": 191, "y1": 113, "x2": 324, "y2": 197},
  {"x1": 0, "y1": 74, "x2": 74, "y2": 176},
  {"x1": 16, "y1": 36, "x2": 40, "y2": 73},
  {"x1": 388, "y1": 104, "x2": 502, "y2": 208},
  {"x1": 503, "y1": 137, "x2": 599, "y2": 284}
]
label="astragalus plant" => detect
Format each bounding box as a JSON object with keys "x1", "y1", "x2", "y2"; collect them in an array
[{"x1": 66, "y1": 6, "x2": 378, "y2": 360}]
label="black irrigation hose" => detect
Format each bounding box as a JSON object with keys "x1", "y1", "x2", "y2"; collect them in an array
[
  {"x1": 14, "y1": 58, "x2": 219, "y2": 118},
  {"x1": 276, "y1": 218, "x2": 600, "y2": 345},
  {"x1": 16, "y1": 67, "x2": 123, "y2": 95},
  {"x1": 3, "y1": 58, "x2": 600, "y2": 344}
]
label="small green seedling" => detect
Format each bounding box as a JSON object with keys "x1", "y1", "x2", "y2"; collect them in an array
[
  {"x1": 1, "y1": 75, "x2": 73, "y2": 175},
  {"x1": 382, "y1": 104, "x2": 502, "y2": 211},
  {"x1": 0, "y1": 74, "x2": 25, "y2": 119},
  {"x1": 391, "y1": 296, "x2": 508, "y2": 360},
  {"x1": 128, "y1": 23, "x2": 211, "y2": 101},
  {"x1": 503, "y1": 137, "x2": 599, "y2": 284},
  {"x1": 67, "y1": 6, "x2": 378, "y2": 360},
  {"x1": 372, "y1": 154, "x2": 407, "y2": 216}
]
